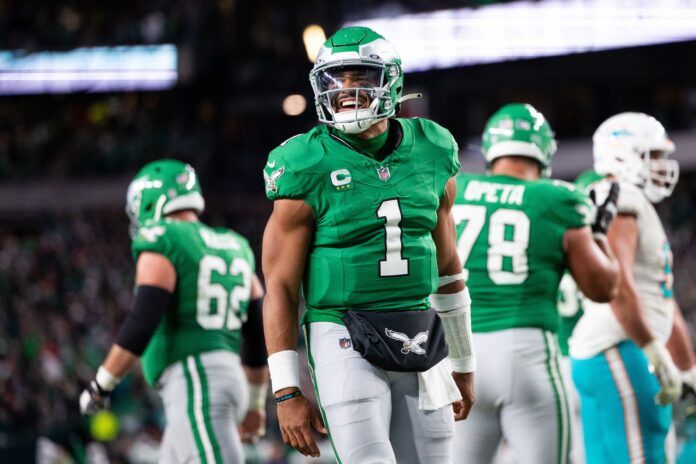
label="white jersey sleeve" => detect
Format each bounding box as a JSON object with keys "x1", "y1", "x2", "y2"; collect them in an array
[{"x1": 616, "y1": 181, "x2": 644, "y2": 216}]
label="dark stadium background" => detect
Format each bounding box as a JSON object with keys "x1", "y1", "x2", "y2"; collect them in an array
[{"x1": 1, "y1": 1, "x2": 696, "y2": 462}]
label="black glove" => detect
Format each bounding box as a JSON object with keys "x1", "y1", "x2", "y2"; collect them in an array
[
  {"x1": 79, "y1": 379, "x2": 111, "y2": 415},
  {"x1": 589, "y1": 182, "x2": 620, "y2": 237}
]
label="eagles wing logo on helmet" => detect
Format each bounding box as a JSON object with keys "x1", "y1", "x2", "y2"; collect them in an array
[
  {"x1": 264, "y1": 166, "x2": 286, "y2": 193},
  {"x1": 385, "y1": 328, "x2": 429, "y2": 355}
]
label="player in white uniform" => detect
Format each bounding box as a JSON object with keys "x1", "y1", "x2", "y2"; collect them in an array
[{"x1": 570, "y1": 112, "x2": 683, "y2": 463}]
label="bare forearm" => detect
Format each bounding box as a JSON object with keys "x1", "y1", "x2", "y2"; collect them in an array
[
  {"x1": 434, "y1": 177, "x2": 466, "y2": 295},
  {"x1": 611, "y1": 285, "x2": 654, "y2": 347},
  {"x1": 593, "y1": 234, "x2": 618, "y2": 269},
  {"x1": 566, "y1": 228, "x2": 619, "y2": 302},
  {"x1": 437, "y1": 255, "x2": 466, "y2": 294},
  {"x1": 263, "y1": 289, "x2": 299, "y2": 355},
  {"x1": 245, "y1": 366, "x2": 269, "y2": 385},
  {"x1": 102, "y1": 344, "x2": 139, "y2": 378},
  {"x1": 667, "y1": 304, "x2": 696, "y2": 370}
]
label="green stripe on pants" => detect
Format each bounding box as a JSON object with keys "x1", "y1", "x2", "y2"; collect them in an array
[
  {"x1": 543, "y1": 332, "x2": 570, "y2": 464},
  {"x1": 194, "y1": 355, "x2": 224, "y2": 464},
  {"x1": 551, "y1": 338, "x2": 572, "y2": 464},
  {"x1": 183, "y1": 359, "x2": 208, "y2": 464},
  {"x1": 303, "y1": 325, "x2": 343, "y2": 464}
]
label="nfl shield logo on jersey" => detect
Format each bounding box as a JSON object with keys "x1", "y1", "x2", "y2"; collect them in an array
[
  {"x1": 339, "y1": 337, "x2": 352, "y2": 349},
  {"x1": 377, "y1": 166, "x2": 391, "y2": 181}
]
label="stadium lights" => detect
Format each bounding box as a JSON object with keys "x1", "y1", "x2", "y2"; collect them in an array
[
  {"x1": 345, "y1": 0, "x2": 696, "y2": 71},
  {"x1": 303, "y1": 24, "x2": 326, "y2": 63},
  {"x1": 0, "y1": 44, "x2": 178, "y2": 95},
  {"x1": 282, "y1": 94, "x2": 307, "y2": 116}
]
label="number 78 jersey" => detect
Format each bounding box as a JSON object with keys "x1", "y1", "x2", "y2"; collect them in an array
[
  {"x1": 453, "y1": 173, "x2": 595, "y2": 333},
  {"x1": 132, "y1": 220, "x2": 255, "y2": 386}
]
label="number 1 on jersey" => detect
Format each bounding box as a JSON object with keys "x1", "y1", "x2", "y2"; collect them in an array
[{"x1": 377, "y1": 199, "x2": 409, "y2": 277}]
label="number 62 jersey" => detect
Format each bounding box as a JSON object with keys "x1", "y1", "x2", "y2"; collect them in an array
[
  {"x1": 132, "y1": 220, "x2": 256, "y2": 386},
  {"x1": 263, "y1": 118, "x2": 460, "y2": 326},
  {"x1": 453, "y1": 173, "x2": 595, "y2": 333}
]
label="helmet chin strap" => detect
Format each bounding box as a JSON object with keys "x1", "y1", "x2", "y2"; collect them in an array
[{"x1": 398, "y1": 92, "x2": 423, "y2": 104}]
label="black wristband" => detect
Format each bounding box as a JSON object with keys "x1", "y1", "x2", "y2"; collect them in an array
[{"x1": 275, "y1": 390, "x2": 303, "y2": 404}]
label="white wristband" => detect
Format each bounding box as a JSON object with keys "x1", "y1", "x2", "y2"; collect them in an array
[
  {"x1": 96, "y1": 366, "x2": 121, "y2": 392},
  {"x1": 247, "y1": 383, "x2": 268, "y2": 412},
  {"x1": 431, "y1": 288, "x2": 476, "y2": 373},
  {"x1": 268, "y1": 350, "x2": 300, "y2": 393}
]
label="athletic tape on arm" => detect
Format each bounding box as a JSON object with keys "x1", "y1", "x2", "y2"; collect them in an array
[
  {"x1": 431, "y1": 288, "x2": 476, "y2": 373},
  {"x1": 267, "y1": 350, "x2": 300, "y2": 393},
  {"x1": 437, "y1": 272, "x2": 468, "y2": 289}
]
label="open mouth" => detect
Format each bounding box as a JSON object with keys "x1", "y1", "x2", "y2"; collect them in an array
[{"x1": 335, "y1": 95, "x2": 369, "y2": 113}]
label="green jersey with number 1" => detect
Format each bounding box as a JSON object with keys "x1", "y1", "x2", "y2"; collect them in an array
[
  {"x1": 132, "y1": 219, "x2": 255, "y2": 386},
  {"x1": 264, "y1": 118, "x2": 460, "y2": 325},
  {"x1": 453, "y1": 173, "x2": 595, "y2": 333}
]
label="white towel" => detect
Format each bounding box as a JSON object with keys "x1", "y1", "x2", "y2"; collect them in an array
[{"x1": 417, "y1": 358, "x2": 462, "y2": 410}]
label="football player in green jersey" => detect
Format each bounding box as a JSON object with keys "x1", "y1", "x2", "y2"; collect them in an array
[
  {"x1": 80, "y1": 160, "x2": 268, "y2": 463},
  {"x1": 262, "y1": 27, "x2": 475, "y2": 463},
  {"x1": 451, "y1": 103, "x2": 620, "y2": 464},
  {"x1": 555, "y1": 169, "x2": 605, "y2": 464}
]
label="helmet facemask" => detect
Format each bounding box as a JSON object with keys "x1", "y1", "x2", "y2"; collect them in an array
[
  {"x1": 644, "y1": 150, "x2": 679, "y2": 203},
  {"x1": 310, "y1": 61, "x2": 401, "y2": 134},
  {"x1": 593, "y1": 112, "x2": 679, "y2": 203}
]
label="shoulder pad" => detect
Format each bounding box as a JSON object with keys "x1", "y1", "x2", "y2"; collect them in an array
[
  {"x1": 409, "y1": 117, "x2": 458, "y2": 151},
  {"x1": 616, "y1": 181, "x2": 644, "y2": 216},
  {"x1": 132, "y1": 220, "x2": 172, "y2": 258},
  {"x1": 264, "y1": 127, "x2": 327, "y2": 201},
  {"x1": 540, "y1": 179, "x2": 596, "y2": 228}
]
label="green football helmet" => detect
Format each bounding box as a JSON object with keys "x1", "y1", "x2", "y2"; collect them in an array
[
  {"x1": 482, "y1": 103, "x2": 558, "y2": 176},
  {"x1": 125, "y1": 159, "x2": 205, "y2": 237},
  {"x1": 309, "y1": 26, "x2": 404, "y2": 134}
]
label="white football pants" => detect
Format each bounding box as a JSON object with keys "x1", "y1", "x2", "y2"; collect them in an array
[
  {"x1": 307, "y1": 322, "x2": 454, "y2": 464},
  {"x1": 453, "y1": 328, "x2": 572, "y2": 464},
  {"x1": 157, "y1": 350, "x2": 248, "y2": 463},
  {"x1": 560, "y1": 355, "x2": 586, "y2": 464}
]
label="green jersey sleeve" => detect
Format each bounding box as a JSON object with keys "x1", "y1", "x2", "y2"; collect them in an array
[
  {"x1": 131, "y1": 222, "x2": 173, "y2": 260},
  {"x1": 263, "y1": 154, "x2": 305, "y2": 201},
  {"x1": 418, "y1": 117, "x2": 461, "y2": 178},
  {"x1": 575, "y1": 170, "x2": 605, "y2": 191},
  {"x1": 547, "y1": 180, "x2": 596, "y2": 230},
  {"x1": 263, "y1": 131, "x2": 326, "y2": 202}
]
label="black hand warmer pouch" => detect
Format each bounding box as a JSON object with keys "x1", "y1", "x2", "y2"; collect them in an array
[{"x1": 342, "y1": 308, "x2": 448, "y2": 372}]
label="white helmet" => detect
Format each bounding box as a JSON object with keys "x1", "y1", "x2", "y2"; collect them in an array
[{"x1": 593, "y1": 112, "x2": 678, "y2": 203}]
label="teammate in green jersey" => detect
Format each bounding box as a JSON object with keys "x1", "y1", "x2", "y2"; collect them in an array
[
  {"x1": 80, "y1": 160, "x2": 268, "y2": 463},
  {"x1": 450, "y1": 103, "x2": 620, "y2": 464},
  {"x1": 262, "y1": 27, "x2": 475, "y2": 463}
]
